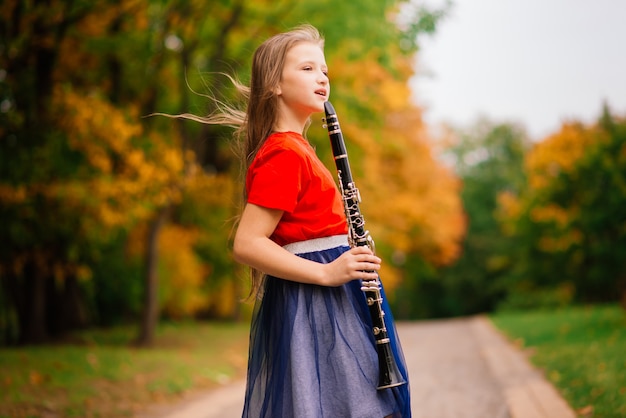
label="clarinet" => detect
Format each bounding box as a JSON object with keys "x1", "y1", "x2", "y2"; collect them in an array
[{"x1": 323, "y1": 101, "x2": 406, "y2": 390}]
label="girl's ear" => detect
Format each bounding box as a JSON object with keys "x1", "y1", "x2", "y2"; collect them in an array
[{"x1": 274, "y1": 83, "x2": 282, "y2": 96}]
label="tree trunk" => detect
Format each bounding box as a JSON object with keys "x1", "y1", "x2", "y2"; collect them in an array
[
  {"x1": 135, "y1": 206, "x2": 169, "y2": 346},
  {"x1": 58, "y1": 275, "x2": 89, "y2": 332},
  {"x1": 20, "y1": 261, "x2": 48, "y2": 344},
  {"x1": 0, "y1": 272, "x2": 19, "y2": 345}
]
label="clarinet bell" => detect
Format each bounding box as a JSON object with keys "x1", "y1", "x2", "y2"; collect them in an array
[{"x1": 377, "y1": 343, "x2": 406, "y2": 389}]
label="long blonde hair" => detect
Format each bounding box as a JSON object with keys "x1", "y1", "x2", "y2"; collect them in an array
[
  {"x1": 245, "y1": 25, "x2": 324, "y2": 169},
  {"x1": 172, "y1": 24, "x2": 325, "y2": 173},
  {"x1": 164, "y1": 25, "x2": 326, "y2": 297}
]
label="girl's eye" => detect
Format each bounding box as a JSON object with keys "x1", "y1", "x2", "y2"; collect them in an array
[{"x1": 303, "y1": 66, "x2": 312, "y2": 71}]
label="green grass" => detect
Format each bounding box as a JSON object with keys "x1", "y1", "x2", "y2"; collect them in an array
[
  {"x1": 491, "y1": 304, "x2": 626, "y2": 418},
  {"x1": 0, "y1": 321, "x2": 250, "y2": 418}
]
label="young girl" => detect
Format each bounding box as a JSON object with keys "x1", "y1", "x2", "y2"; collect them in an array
[{"x1": 180, "y1": 24, "x2": 410, "y2": 417}]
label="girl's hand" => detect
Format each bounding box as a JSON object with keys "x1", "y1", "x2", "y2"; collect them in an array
[
  {"x1": 234, "y1": 203, "x2": 383, "y2": 287},
  {"x1": 322, "y1": 246, "x2": 381, "y2": 286}
]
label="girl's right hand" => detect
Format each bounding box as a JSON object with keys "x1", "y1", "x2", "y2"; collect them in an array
[{"x1": 322, "y1": 246, "x2": 382, "y2": 286}]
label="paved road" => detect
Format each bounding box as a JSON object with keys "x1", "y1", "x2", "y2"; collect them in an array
[
  {"x1": 400, "y1": 318, "x2": 509, "y2": 417},
  {"x1": 140, "y1": 317, "x2": 575, "y2": 418}
]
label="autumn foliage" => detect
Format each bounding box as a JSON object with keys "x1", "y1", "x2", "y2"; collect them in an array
[
  {"x1": 0, "y1": 0, "x2": 463, "y2": 344},
  {"x1": 3, "y1": 0, "x2": 622, "y2": 347},
  {"x1": 496, "y1": 106, "x2": 626, "y2": 308}
]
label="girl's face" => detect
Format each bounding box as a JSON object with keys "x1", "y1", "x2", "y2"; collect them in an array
[{"x1": 276, "y1": 42, "x2": 329, "y2": 117}]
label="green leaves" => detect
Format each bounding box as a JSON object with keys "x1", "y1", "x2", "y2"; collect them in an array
[{"x1": 498, "y1": 107, "x2": 626, "y2": 305}]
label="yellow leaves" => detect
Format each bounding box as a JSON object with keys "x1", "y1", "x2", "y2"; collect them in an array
[
  {"x1": 526, "y1": 122, "x2": 599, "y2": 191},
  {"x1": 496, "y1": 191, "x2": 521, "y2": 236},
  {"x1": 187, "y1": 171, "x2": 236, "y2": 208},
  {"x1": 376, "y1": 72, "x2": 412, "y2": 113},
  {"x1": 371, "y1": 110, "x2": 464, "y2": 266},
  {"x1": 125, "y1": 171, "x2": 238, "y2": 319},
  {"x1": 530, "y1": 204, "x2": 573, "y2": 227},
  {"x1": 54, "y1": 88, "x2": 143, "y2": 165},
  {"x1": 125, "y1": 149, "x2": 145, "y2": 172},
  {"x1": 530, "y1": 204, "x2": 583, "y2": 252},
  {"x1": 341, "y1": 103, "x2": 465, "y2": 276},
  {"x1": 380, "y1": 264, "x2": 402, "y2": 295},
  {"x1": 127, "y1": 222, "x2": 208, "y2": 319},
  {"x1": 158, "y1": 225, "x2": 207, "y2": 319},
  {"x1": 45, "y1": 86, "x2": 187, "y2": 233},
  {"x1": 496, "y1": 116, "x2": 621, "y2": 257},
  {"x1": 538, "y1": 230, "x2": 583, "y2": 253},
  {"x1": 207, "y1": 280, "x2": 239, "y2": 319},
  {"x1": 73, "y1": 0, "x2": 149, "y2": 37},
  {"x1": 497, "y1": 191, "x2": 521, "y2": 218},
  {"x1": 331, "y1": 53, "x2": 411, "y2": 114},
  {"x1": 159, "y1": 147, "x2": 185, "y2": 177}
]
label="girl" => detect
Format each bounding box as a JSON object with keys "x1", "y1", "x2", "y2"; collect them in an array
[{"x1": 179, "y1": 24, "x2": 411, "y2": 417}]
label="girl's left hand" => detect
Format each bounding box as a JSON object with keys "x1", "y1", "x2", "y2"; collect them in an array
[{"x1": 320, "y1": 246, "x2": 381, "y2": 286}]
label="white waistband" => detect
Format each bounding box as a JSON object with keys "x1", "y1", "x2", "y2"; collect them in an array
[{"x1": 283, "y1": 235, "x2": 349, "y2": 254}]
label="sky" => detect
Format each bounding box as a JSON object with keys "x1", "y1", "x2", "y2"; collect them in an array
[{"x1": 410, "y1": 0, "x2": 626, "y2": 141}]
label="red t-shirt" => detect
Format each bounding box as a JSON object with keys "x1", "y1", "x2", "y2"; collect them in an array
[{"x1": 246, "y1": 131, "x2": 348, "y2": 246}]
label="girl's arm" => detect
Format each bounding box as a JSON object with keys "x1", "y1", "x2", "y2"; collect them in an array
[{"x1": 233, "y1": 203, "x2": 381, "y2": 287}]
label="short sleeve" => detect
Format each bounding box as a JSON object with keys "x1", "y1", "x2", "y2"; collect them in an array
[{"x1": 246, "y1": 147, "x2": 304, "y2": 213}]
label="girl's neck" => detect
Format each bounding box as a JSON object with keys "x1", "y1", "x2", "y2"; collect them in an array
[{"x1": 275, "y1": 106, "x2": 310, "y2": 134}]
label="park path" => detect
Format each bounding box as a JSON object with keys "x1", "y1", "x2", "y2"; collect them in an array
[{"x1": 139, "y1": 316, "x2": 576, "y2": 418}]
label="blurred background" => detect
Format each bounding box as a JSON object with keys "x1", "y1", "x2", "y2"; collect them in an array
[{"x1": 1, "y1": 0, "x2": 625, "y2": 416}]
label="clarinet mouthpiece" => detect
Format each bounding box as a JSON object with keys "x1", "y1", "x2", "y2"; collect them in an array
[{"x1": 324, "y1": 101, "x2": 336, "y2": 117}]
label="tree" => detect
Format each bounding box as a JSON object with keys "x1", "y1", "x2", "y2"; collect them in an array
[
  {"x1": 0, "y1": 0, "x2": 462, "y2": 344},
  {"x1": 394, "y1": 119, "x2": 529, "y2": 318},
  {"x1": 0, "y1": 0, "x2": 185, "y2": 344},
  {"x1": 497, "y1": 105, "x2": 626, "y2": 308}
]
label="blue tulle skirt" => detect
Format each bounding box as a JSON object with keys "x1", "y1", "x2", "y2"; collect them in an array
[{"x1": 242, "y1": 242, "x2": 411, "y2": 417}]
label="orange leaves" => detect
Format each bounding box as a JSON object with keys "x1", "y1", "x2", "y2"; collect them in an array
[
  {"x1": 363, "y1": 107, "x2": 465, "y2": 268},
  {"x1": 537, "y1": 231, "x2": 584, "y2": 253},
  {"x1": 497, "y1": 113, "x2": 624, "y2": 259},
  {"x1": 327, "y1": 104, "x2": 464, "y2": 297},
  {"x1": 321, "y1": 36, "x2": 466, "y2": 293},
  {"x1": 127, "y1": 223, "x2": 210, "y2": 319},
  {"x1": 330, "y1": 53, "x2": 412, "y2": 115},
  {"x1": 48, "y1": 87, "x2": 185, "y2": 233},
  {"x1": 185, "y1": 170, "x2": 237, "y2": 212},
  {"x1": 526, "y1": 122, "x2": 598, "y2": 191},
  {"x1": 54, "y1": 88, "x2": 142, "y2": 165},
  {"x1": 530, "y1": 204, "x2": 575, "y2": 227},
  {"x1": 496, "y1": 191, "x2": 522, "y2": 236},
  {"x1": 0, "y1": 184, "x2": 27, "y2": 204},
  {"x1": 124, "y1": 171, "x2": 238, "y2": 319},
  {"x1": 323, "y1": 26, "x2": 466, "y2": 274},
  {"x1": 78, "y1": 0, "x2": 149, "y2": 35},
  {"x1": 530, "y1": 204, "x2": 583, "y2": 252},
  {"x1": 157, "y1": 225, "x2": 208, "y2": 319}
]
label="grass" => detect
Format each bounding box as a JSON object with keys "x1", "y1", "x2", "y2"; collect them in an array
[
  {"x1": 0, "y1": 321, "x2": 250, "y2": 418},
  {"x1": 4, "y1": 305, "x2": 624, "y2": 417},
  {"x1": 491, "y1": 304, "x2": 626, "y2": 418}
]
